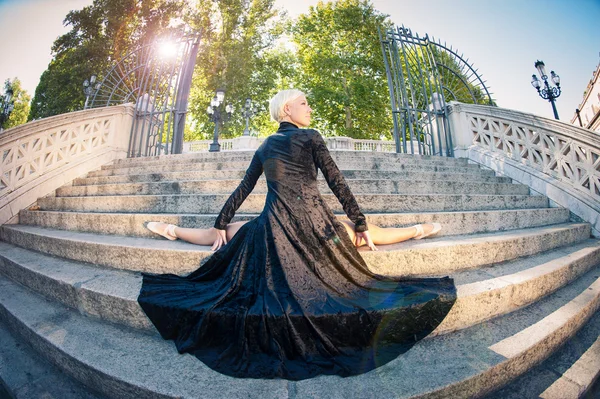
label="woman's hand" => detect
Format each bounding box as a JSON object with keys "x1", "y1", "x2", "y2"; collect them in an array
[
  {"x1": 354, "y1": 230, "x2": 378, "y2": 251},
  {"x1": 211, "y1": 228, "x2": 228, "y2": 251}
]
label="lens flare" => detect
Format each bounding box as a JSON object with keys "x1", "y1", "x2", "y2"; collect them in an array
[{"x1": 158, "y1": 41, "x2": 178, "y2": 59}]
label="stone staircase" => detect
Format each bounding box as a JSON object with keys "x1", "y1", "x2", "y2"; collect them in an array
[{"x1": 0, "y1": 151, "x2": 599, "y2": 398}]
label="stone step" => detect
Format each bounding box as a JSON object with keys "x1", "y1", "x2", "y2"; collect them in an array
[
  {"x1": 0, "y1": 274, "x2": 290, "y2": 399},
  {"x1": 36, "y1": 193, "x2": 550, "y2": 214},
  {"x1": 73, "y1": 168, "x2": 505, "y2": 187},
  {"x1": 0, "y1": 259, "x2": 598, "y2": 398},
  {"x1": 0, "y1": 223, "x2": 590, "y2": 276},
  {"x1": 437, "y1": 239, "x2": 600, "y2": 334},
  {"x1": 1, "y1": 238, "x2": 599, "y2": 336},
  {"x1": 110, "y1": 150, "x2": 255, "y2": 168},
  {"x1": 104, "y1": 151, "x2": 470, "y2": 170},
  {"x1": 291, "y1": 267, "x2": 600, "y2": 398},
  {"x1": 485, "y1": 308, "x2": 600, "y2": 398},
  {"x1": 55, "y1": 179, "x2": 529, "y2": 197},
  {"x1": 86, "y1": 160, "x2": 486, "y2": 178},
  {"x1": 0, "y1": 320, "x2": 104, "y2": 399},
  {"x1": 0, "y1": 241, "x2": 151, "y2": 332},
  {"x1": 18, "y1": 208, "x2": 570, "y2": 238}
]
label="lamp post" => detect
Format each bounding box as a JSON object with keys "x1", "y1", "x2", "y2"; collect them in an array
[
  {"x1": 531, "y1": 60, "x2": 561, "y2": 120},
  {"x1": 206, "y1": 88, "x2": 233, "y2": 152},
  {"x1": 575, "y1": 108, "x2": 583, "y2": 127},
  {"x1": 0, "y1": 88, "x2": 14, "y2": 133},
  {"x1": 83, "y1": 75, "x2": 102, "y2": 109},
  {"x1": 242, "y1": 97, "x2": 258, "y2": 136}
]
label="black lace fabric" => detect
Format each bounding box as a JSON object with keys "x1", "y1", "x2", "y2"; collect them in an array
[{"x1": 138, "y1": 122, "x2": 456, "y2": 380}]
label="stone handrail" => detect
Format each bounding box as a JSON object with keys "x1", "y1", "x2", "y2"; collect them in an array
[
  {"x1": 327, "y1": 137, "x2": 396, "y2": 152},
  {"x1": 182, "y1": 136, "x2": 397, "y2": 153},
  {"x1": 0, "y1": 105, "x2": 134, "y2": 225},
  {"x1": 183, "y1": 137, "x2": 259, "y2": 152},
  {"x1": 448, "y1": 102, "x2": 600, "y2": 235}
]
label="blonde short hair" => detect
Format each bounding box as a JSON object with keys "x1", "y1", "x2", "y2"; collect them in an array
[{"x1": 269, "y1": 89, "x2": 305, "y2": 122}]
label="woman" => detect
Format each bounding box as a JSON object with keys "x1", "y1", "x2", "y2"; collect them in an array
[
  {"x1": 138, "y1": 89, "x2": 456, "y2": 380},
  {"x1": 146, "y1": 94, "x2": 441, "y2": 249}
]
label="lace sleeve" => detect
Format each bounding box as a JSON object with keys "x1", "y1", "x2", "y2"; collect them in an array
[
  {"x1": 214, "y1": 153, "x2": 263, "y2": 229},
  {"x1": 311, "y1": 130, "x2": 368, "y2": 232}
]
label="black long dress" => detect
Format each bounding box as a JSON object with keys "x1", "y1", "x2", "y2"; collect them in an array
[{"x1": 138, "y1": 122, "x2": 456, "y2": 380}]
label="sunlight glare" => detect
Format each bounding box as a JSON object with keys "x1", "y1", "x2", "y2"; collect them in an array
[{"x1": 158, "y1": 40, "x2": 178, "y2": 59}]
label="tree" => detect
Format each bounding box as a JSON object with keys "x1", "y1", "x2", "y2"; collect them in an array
[
  {"x1": 29, "y1": 0, "x2": 184, "y2": 121},
  {"x1": 243, "y1": 45, "x2": 299, "y2": 137},
  {"x1": 291, "y1": 0, "x2": 393, "y2": 139},
  {"x1": 0, "y1": 78, "x2": 31, "y2": 130},
  {"x1": 28, "y1": 0, "x2": 290, "y2": 140},
  {"x1": 185, "y1": 0, "x2": 288, "y2": 140}
]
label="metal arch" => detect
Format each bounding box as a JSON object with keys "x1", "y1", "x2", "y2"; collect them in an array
[
  {"x1": 379, "y1": 25, "x2": 495, "y2": 157},
  {"x1": 436, "y1": 64, "x2": 477, "y2": 103},
  {"x1": 90, "y1": 41, "x2": 155, "y2": 107},
  {"x1": 441, "y1": 85, "x2": 463, "y2": 103},
  {"x1": 431, "y1": 39, "x2": 494, "y2": 105},
  {"x1": 89, "y1": 32, "x2": 200, "y2": 157}
]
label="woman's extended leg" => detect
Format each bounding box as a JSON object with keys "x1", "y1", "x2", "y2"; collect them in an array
[
  {"x1": 146, "y1": 221, "x2": 248, "y2": 245},
  {"x1": 148, "y1": 219, "x2": 439, "y2": 247},
  {"x1": 340, "y1": 221, "x2": 440, "y2": 246}
]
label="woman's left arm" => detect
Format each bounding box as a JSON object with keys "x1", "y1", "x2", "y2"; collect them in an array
[{"x1": 311, "y1": 130, "x2": 368, "y2": 232}]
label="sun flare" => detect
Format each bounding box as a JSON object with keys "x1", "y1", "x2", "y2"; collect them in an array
[{"x1": 158, "y1": 40, "x2": 178, "y2": 59}]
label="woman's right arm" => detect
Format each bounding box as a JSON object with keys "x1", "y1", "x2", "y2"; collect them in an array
[
  {"x1": 213, "y1": 152, "x2": 263, "y2": 231},
  {"x1": 211, "y1": 228, "x2": 228, "y2": 251}
]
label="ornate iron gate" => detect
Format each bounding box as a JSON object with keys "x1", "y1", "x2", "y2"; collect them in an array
[
  {"x1": 379, "y1": 26, "x2": 494, "y2": 156},
  {"x1": 89, "y1": 32, "x2": 200, "y2": 157}
]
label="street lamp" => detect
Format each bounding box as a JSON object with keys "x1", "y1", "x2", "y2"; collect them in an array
[
  {"x1": 531, "y1": 60, "x2": 561, "y2": 120},
  {"x1": 0, "y1": 88, "x2": 14, "y2": 132},
  {"x1": 575, "y1": 108, "x2": 585, "y2": 127},
  {"x1": 206, "y1": 88, "x2": 233, "y2": 152},
  {"x1": 242, "y1": 97, "x2": 259, "y2": 136},
  {"x1": 83, "y1": 75, "x2": 102, "y2": 109}
]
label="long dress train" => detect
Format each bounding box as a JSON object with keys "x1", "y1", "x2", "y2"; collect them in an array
[{"x1": 138, "y1": 122, "x2": 456, "y2": 380}]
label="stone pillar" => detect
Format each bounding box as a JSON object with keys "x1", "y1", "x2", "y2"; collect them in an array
[{"x1": 447, "y1": 102, "x2": 473, "y2": 158}]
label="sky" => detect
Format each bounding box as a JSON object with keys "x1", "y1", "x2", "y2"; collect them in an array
[{"x1": 0, "y1": 0, "x2": 598, "y2": 122}]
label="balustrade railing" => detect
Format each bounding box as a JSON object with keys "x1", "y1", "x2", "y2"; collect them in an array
[
  {"x1": 448, "y1": 102, "x2": 600, "y2": 235},
  {"x1": 182, "y1": 136, "x2": 396, "y2": 153},
  {"x1": 183, "y1": 139, "x2": 239, "y2": 153},
  {"x1": 0, "y1": 105, "x2": 134, "y2": 225}
]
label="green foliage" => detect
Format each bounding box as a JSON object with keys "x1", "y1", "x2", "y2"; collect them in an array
[
  {"x1": 0, "y1": 78, "x2": 31, "y2": 130},
  {"x1": 291, "y1": 0, "x2": 393, "y2": 139},
  {"x1": 29, "y1": 0, "x2": 183, "y2": 121},
  {"x1": 185, "y1": 0, "x2": 288, "y2": 140}
]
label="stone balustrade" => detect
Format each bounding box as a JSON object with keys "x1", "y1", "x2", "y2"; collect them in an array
[
  {"x1": 183, "y1": 136, "x2": 262, "y2": 152},
  {"x1": 448, "y1": 101, "x2": 600, "y2": 235},
  {"x1": 0, "y1": 104, "x2": 134, "y2": 225},
  {"x1": 182, "y1": 135, "x2": 397, "y2": 153}
]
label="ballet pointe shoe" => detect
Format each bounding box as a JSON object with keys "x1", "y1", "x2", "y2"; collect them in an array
[
  {"x1": 146, "y1": 222, "x2": 178, "y2": 240},
  {"x1": 413, "y1": 223, "x2": 441, "y2": 240}
]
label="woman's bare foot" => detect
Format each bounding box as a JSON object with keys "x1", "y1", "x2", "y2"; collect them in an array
[{"x1": 146, "y1": 222, "x2": 178, "y2": 240}]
